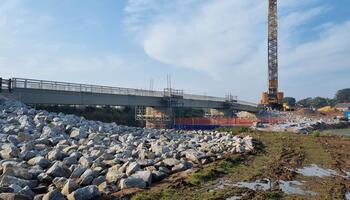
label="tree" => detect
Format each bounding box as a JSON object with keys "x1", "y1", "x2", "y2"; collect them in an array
[
  {"x1": 335, "y1": 88, "x2": 350, "y2": 103},
  {"x1": 297, "y1": 98, "x2": 312, "y2": 108},
  {"x1": 283, "y1": 97, "x2": 296, "y2": 106},
  {"x1": 297, "y1": 97, "x2": 332, "y2": 109}
]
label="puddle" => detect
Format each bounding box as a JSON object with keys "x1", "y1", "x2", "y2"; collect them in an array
[
  {"x1": 346, "y1": 192, "x2": 350, "y2": 200},
  {"x1": 279, "y1": 181, "x2": 317, "y2": 196},
  {"x1": 216, "y1": 179, "x2": 317, "y2": 196},
  {"x1": 296, "y1": 164, "x2": 339, "y2": 177},
  {"x1": 226, "y1": 196, "x2": 241, "y2": 200},
  {"x1": 233, "y1": 179, "x2": 271, "y2": 191}
]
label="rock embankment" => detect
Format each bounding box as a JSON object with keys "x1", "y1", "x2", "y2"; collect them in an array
[{"x1": 0, "y1": 98, "x2": 254, "y2": 199}]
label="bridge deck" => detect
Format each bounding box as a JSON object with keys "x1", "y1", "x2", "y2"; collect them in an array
[{"x1": 4, "y1": 78, "x2": 257, "y2": 112}]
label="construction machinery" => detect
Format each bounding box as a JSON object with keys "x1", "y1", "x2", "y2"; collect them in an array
[{"x1": 261, "y1": 0, "x2": 284, "y2": 110}]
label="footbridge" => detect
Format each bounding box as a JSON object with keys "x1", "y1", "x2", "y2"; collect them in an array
[{"x1": 1, "y1": 77, "x2": 258, "y2": 128}]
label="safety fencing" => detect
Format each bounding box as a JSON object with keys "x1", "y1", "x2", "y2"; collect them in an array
[{"x1": 175, "y1": 117, "x2": 287, "y2": 127}]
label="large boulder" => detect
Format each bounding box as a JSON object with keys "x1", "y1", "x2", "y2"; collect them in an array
[
  {"x1": 126, "y1": 162, "x2": 140, "y2": 176},
  {"x1": 61, "y1": 179, "x2": 78, "y2": 196},
  {"x1": 163, "y1": 158, "x2": 181, "y2": 167},
  {"x1": 28, "y1": 156, "x2": 50, "y2": 168},
  {"x1": 70, "y1": 128, "x2": 87, "y2": 140},
  {"x1": 67, "y1": 185, "x2": 100, "y2": 200},
  {"x1": 119, "y1": 177, "x2": 146, "y2": 189},
  {"x1": 0, "y1": 144, "x2": 20, "y2": 159},
  {"x1": 46, "y1": 161, "x2": 71, "y2": 178},
  {"x1": 78, "y1": 169, "x2": 94, "y2": 185},
  {"x1": 132, "y1": 171, "x2": 152, "y2": 185},
  {"x1": 3, "y1": 165, "x2": 32, "y2": 180},
  {"x1": 48, "y1": 149, "x2": 65, "y2": 161},
  {"x1": 106, "y1": 170, "x2": 125, "y2": 184},
  {"x1": 0, "y1": 175, "x2": 38, "y2": 188},
  {"x1": 52, "y1": 177, "x2": 68, "y2": 190}
]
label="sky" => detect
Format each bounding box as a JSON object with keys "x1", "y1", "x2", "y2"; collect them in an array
[{"x1": 0, "y1": 0, "x2": 349, "y2": 102}]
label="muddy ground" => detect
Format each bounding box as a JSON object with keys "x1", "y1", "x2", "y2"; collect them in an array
[{"x1": 109, "y1": 131, "x2": 350, "y2": 200}]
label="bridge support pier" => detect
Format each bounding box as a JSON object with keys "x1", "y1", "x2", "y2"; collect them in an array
[
  {"x1": 205, "y1": 108, "x2": 233, "y2": 118},
  {"x1": 135, "y1": 106, "x2": 172, "y2": 129}
]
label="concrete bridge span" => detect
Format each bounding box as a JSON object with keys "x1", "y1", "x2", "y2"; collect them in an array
[{"x1": 1, "y1": 77, "x2": 258, "y2": 128}]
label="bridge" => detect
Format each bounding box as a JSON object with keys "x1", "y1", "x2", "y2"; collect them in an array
[{"x1": 1, "y1": 77, "x2": 258, "y2": 128}]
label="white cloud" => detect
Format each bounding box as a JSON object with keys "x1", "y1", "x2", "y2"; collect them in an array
[
  {"x1": 124, "y1": 0, "x2": 350, "y2": 100},
  {"x1": 0, "y1": 0, "x2": 133, "y2": 84}
]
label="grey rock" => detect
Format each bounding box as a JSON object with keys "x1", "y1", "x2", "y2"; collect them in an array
[
  {"x1": 171, "y1": 163, "x2": 187, "y2": 173},
  {"x1": 34, "y1": 194, "x2": 45, "y2": 200},
  {"x1": 37, "y1": 173, "x2": 53, "y2": 184},
  {"x1": 78, "y1": 156, "x2": 93, "y2": 168},
  {"x1": 9, "y1": 184, "x2": 22, "y2": 193},
  {"x1": 119, "y1": 177, "x2": 146, "y2": 189},
  {"x1": 163, "y1": 158, "x2": 181, "y2": 167},
  {"x1": 7, "y1": 135, "x2": 20, "y2": 146},
  {"x1": 3, "y1": 165, "x2": 32, "y2": 180},
  {"x1": 63, "y1": 156, "x2": 78, "y2": 166},
  {"x1": 0, "y1": 144, "x2": 19, "y2": 159},
  {"x1": 132, "y1": 171, "x2": 152, "y2": 185},
  {"x1": 43, "y1": 189, "x2": 65, "y2": 200},
  {"x1": 151, "y1": 171, "x2": 168, "y2": 182},
  {"x1": 67, "y1": 185, "x2": 100, "y2": 200},
  {"x1": 28, "y1": 156, "x2": 50, "y2": 168},
  {"x1": 70, "y1": 128, "x2": 87, "y2": 140},
  {"x1": 61, "y1": 179, "x2": 78, "y2": 196},
  {"x1": 126, "y1": 162, "x2": 140, "y2": 176},
  {"x1": 46, "y1": 161, "x2": 71, "y2": 178},
  {"x1": 78, "y1": 169, "x2": 94, "y2": 185},
  {"x1": 0, "y1": 193, "x2": 31, "y2": 200},
  {"x1": 52, "y1": 177, "x2": 68, "y2": 190},
  {"x1": 70, "y1": 166, "x2": 85, "y2": 179},
  {"x1": 19, "y1": 186, "x2": 36, "y2": 199},
  {"x1": 0, "y1": 175, "x2": 38, "y2": 188},
  {"x1": 92, "y1": 176, "x2": 105, "y2": 186},
  {"x1": 48, "y1": 149, "x2": 64, "y2": 161},
  {"x1": 184, "y1": 149, "x2": 204, "y2": 163},
  {"x1": 106, "y1": 170, "x2": 125, "y2": 184}
]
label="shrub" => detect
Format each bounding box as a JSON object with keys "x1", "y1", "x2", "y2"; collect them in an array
[{"x1": 312, "y1": 130, "x2": 321, "y2": 137}]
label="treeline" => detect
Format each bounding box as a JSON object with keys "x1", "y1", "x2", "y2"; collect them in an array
[
  {"x1": 284, "y1": 88, "x2": 350, "y2": 109},
  {"x1": 35, "y1": 105, "x2": 141, "y2": 127}
]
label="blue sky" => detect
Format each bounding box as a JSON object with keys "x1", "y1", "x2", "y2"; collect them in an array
[{"x1": 1, "y1": 0, "x2": 349, "y2": 102}]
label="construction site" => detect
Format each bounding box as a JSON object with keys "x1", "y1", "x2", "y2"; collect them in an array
[{"x1": 0, "y1": 0, "x2": 350, "y2": 200}]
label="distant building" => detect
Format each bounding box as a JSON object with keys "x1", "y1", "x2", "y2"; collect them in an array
[{"x1": 335, "y1": 103, "x2": 350, "y2": 112}]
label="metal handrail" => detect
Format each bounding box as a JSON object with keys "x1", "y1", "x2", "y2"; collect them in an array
[
  {"x1": 10, "y1": 77, "x2": 257, "y2": 107},
  {"x1": 12, "y1": 78, "x2": 164, "y2": 98}
]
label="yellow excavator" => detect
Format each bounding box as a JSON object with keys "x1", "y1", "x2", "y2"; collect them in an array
[{"x1": 283, "y1": 102, "x2": 295, "y2": 111}]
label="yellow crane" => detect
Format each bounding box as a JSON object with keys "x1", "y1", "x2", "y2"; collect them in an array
[{"x1": 261, "y1": 0, "x2": 284, "y2": 110}]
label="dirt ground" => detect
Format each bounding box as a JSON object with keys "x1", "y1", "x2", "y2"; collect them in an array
[{"x1": 110, "y1": 130, "x2": 350, "y2": 200}]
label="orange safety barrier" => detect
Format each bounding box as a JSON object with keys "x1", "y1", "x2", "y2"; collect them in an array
[{"x1": 175, "y1": 117, "x2": 287, "y2": 126}]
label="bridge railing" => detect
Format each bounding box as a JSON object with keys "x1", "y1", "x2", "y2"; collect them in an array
[
  {"x1": 11, "y1": 78, "x2": 164, "y2": 97},
  {"x1": 183, "y1": 94, "x2": 227, "y2": 102},
  {"x1": 10, "y1": 77, "x2": 258, "y2": 107}
]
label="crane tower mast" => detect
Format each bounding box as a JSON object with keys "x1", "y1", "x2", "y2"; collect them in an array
[{"x1": 261, "y1": 0, "x2": 284, "y2": 109}]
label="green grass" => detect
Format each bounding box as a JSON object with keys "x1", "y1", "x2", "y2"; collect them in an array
[
  {"x1": 300, "y1": 136, "x2": 332, "y2": 166},
  {"x1": 131, "y1": 131, "x2": 340, "y2": 200},
  {"x1": 312, "y1": 130, "x2": 321, "y2": 137}
]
